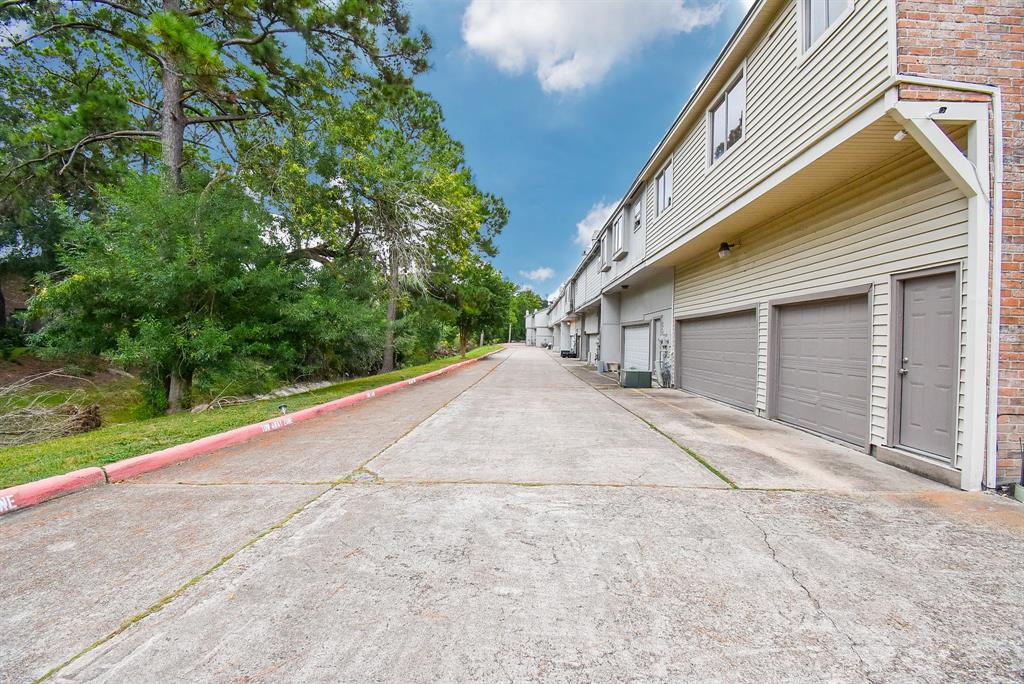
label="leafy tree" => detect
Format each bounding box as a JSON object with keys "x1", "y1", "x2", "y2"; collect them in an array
[
  {"x1": 394, "y1": 294, "x2": 457, "y2": 366},
  {"x1": 509, "y1": 288, "x2": 545, "y2": 341},
  {"x1": 0, "y1": 42, "x2": 137, "y2": 322},
  {"x1": 28, "y1": 174, "x2": 299, "y2": 412},
  {"x1": 278, "y1": 258, "x2": 388, "y2": 379},
  {"x1": 244, "y1": 87, "x2": 507, "y2": 371},
  {"x1": 442, "y1": 256, "x2": 514, "y2": 356},
  {"x1": 1, "y1": 0, "x2": 430, "y2": 189}
]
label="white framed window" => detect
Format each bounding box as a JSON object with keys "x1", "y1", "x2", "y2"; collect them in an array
[
  {"x1": 612, "y1": 212, "x2": 628, "y2": 260},
  {"x1": 631, "y1": 188, "x2": 645, "y2": 232},
  {"x1": 599, "y1": 231, "x2": 611, "y2": 271},
  {"x1": 709, "y1": 70, "x2": 745, "y2": 166},
  {"x1": 802, "y1": 0, "x2": 853, "y2": 51},
  {"x1": 655, "y1": 162, "x2": 672, "y2": 217}
]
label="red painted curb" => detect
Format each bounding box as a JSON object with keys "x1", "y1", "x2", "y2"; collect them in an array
[
  {"x1": 1, "y1": 350, "x2": 501, "y2": 515},
  {"x1": 0, "y1": 467, "x2": 106, "y2": 515}
]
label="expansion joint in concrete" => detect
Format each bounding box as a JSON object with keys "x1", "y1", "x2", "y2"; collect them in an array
[
  {"x1": 33, "y1": 485, "x2": 335, "y2": 683},
  {"x1": 354, "y1": 350, "x2": 513, "y2": 475}
]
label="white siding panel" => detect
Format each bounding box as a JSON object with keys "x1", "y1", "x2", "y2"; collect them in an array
[{"x1": 673, "y1": 156, "x2": 969, "y2": 464}]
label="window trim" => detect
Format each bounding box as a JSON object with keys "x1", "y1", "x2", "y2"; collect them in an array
[
  {"x1": 599, "y1": 231, "x2": 611, "y2": 272},
  {"x1": 631, "y1": 187, "x2": 645, "y2": 233},
  {"x1": 797, "y1": 0, "x2": 856, "y2": 62},
  {"x1": 612, "y1": 213, "x2": 623, "y2": 251},
  {"x1": 705, "y1": 64, "x2": 746, "y2": 171},
  {"x1": 654, "y1": 159, "x2": 673, "y2": 220},
  {"x1": 611, "y1": 212, "x2": 628, "y2": 261}
]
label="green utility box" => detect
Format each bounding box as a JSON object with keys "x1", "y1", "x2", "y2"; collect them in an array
[{"x1": 618, "y1": 369, "x2": 652, "y2": 388}]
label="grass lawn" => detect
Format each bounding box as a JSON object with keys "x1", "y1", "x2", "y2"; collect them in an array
[{"x1": 0, "y1": 345, "x2": 501, "y2": 489}]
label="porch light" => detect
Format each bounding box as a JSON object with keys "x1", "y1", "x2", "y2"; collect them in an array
[
  {"x1": 718, "y1": 242, "x2": 734, "y2": 259},
  {"x1": 893, "y1": 129, "x2": 908, "y2": 142}
]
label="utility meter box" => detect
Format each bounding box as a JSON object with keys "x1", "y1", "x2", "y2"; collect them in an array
[{"x1": 618, "y1": 369, "x2": 652, "y2": 388}]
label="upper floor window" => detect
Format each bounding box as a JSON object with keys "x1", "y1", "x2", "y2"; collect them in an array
[
  {"x1": 804, "y1": 0, "x2": 853, "y2": 50},
  {"x1": 710, "y1": 71, "x2": 744, "y2": 165},
  {"x1": 656, "y1": 162, "x2": 672, "y2": 217},
  {"x1": 630, "y1": 188, "x2": 644, "y2": 232},
  {"x1": 612, "y1": 213, "x2": 624, "y2": 253}
]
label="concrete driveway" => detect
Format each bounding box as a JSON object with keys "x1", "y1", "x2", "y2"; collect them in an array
[{"x1": 3, "y1": 346, "x2": 1024, "y2": 682}]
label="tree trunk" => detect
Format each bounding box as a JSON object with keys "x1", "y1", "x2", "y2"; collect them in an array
[
  {"x1": 160, "y1": 0, "x2": 185, "y2": 190},
  {"x1": 381, "y1": 244, "x2": 399, "y2": 372},
  {"x1": 167, "y1": 370, "x2": 193, "y2": 414},
  {"x1": 459, "y1": 328, "x2": 468, "y2": 359}
]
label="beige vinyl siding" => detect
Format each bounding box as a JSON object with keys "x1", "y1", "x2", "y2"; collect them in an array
[
  {"x1": 648, "y1": 0, "x2": 891, "y2": 256},
  {"x1": 673, "y1": 152, "x2": 968, "y2": 463}
]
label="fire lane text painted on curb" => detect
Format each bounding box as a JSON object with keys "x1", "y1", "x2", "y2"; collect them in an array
[
  {"x1": 261, "y1": 416, "x2": 294, "y2": 433},
  {"x1": 1, "y1": 494, "x2": 16, "y2": 514}
]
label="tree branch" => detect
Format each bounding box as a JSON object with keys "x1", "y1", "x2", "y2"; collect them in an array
[
  {"x1": 0, "y1": 129, "x2": 159, "y2": 184},
  {"x1": 72, "y1": 0, "x2": 148, "y2": 19},
  {"x1": 184, "y1": 113, "x2": 262, "y2": 126},
  {"x1": 219, "y1": 26, "x2": 292, "y2": 48},
  {"x1": 285, "y1": 246, "x2": 339, "y2": 265},
  {"x1": 5, "y1": 20, "x2": 166, "y2": 67}
]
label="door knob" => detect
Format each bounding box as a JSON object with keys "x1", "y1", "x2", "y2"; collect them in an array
[{"x1": 898, "y1": 368, "x2": 908, "y2": 375}]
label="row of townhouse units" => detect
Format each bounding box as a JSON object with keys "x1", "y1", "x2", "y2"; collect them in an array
[{"x1": 526, "y1": 0, "x2": 1022, "y2": 491}]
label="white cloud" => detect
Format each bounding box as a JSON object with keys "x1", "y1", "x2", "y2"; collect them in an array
[
  {"x1": 520, "y1": 266, "x2": 555, "y2": 282},
  {"x1": 462, "y1": 1, "x2": 723, "y2": 93},
  {"x1": 574, "y1": 201, "x2": 616, "y2": 247}
]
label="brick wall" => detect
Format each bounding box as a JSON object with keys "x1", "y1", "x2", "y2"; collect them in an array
[{"x1": 896, "y1": 0, "x2": 1024, "y2": 484}]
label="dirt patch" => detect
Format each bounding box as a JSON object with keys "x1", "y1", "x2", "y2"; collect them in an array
[{"x1": 0, "y1": 356, "x2": 121, "y2": 388}]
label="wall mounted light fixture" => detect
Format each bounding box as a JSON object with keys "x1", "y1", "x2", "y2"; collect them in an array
[{"x1": 718, "y1": 242, "x2": 736, "y2": 259}]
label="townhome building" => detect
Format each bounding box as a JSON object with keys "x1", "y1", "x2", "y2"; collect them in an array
[
  {"x1": 530, "y1": 0, "x2": 1021, "y2": 491},
  {"x1": 525, "y1": 306, "x2": 555, "y2": 348}
]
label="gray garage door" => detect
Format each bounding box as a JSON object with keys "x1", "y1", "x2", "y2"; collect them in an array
[
  {"x1": 623, "y1": 324, "x2": 651, "y2": 371},
  {"x1": 677, "y1": 310, "x2": 757, "y2": 410},
  {"x1": 774, "y1": 295, "x2": 870, "y2": 447}
]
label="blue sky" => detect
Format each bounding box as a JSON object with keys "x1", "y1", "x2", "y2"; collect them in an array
[{"x1": 407, "y1": 0, "x2": 752, "y2": 298}]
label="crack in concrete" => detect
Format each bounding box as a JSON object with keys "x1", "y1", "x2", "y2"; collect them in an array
[{"x1": 738, "y1": 499, "x2": 879, "y2": 684}]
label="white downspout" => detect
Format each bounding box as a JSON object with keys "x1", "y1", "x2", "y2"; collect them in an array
[{"x1": 896, "y1": 76, "x2": 1004, "y2": 489}]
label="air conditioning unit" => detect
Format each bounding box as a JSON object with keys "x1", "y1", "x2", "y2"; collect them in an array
[{"x1": 618, "y1": 369, "x2": 652, "y2": 388}]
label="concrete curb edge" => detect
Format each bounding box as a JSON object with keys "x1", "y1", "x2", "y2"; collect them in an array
[{"x1": 0, "y1": 349, "x2": 501, "y2": 516}]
